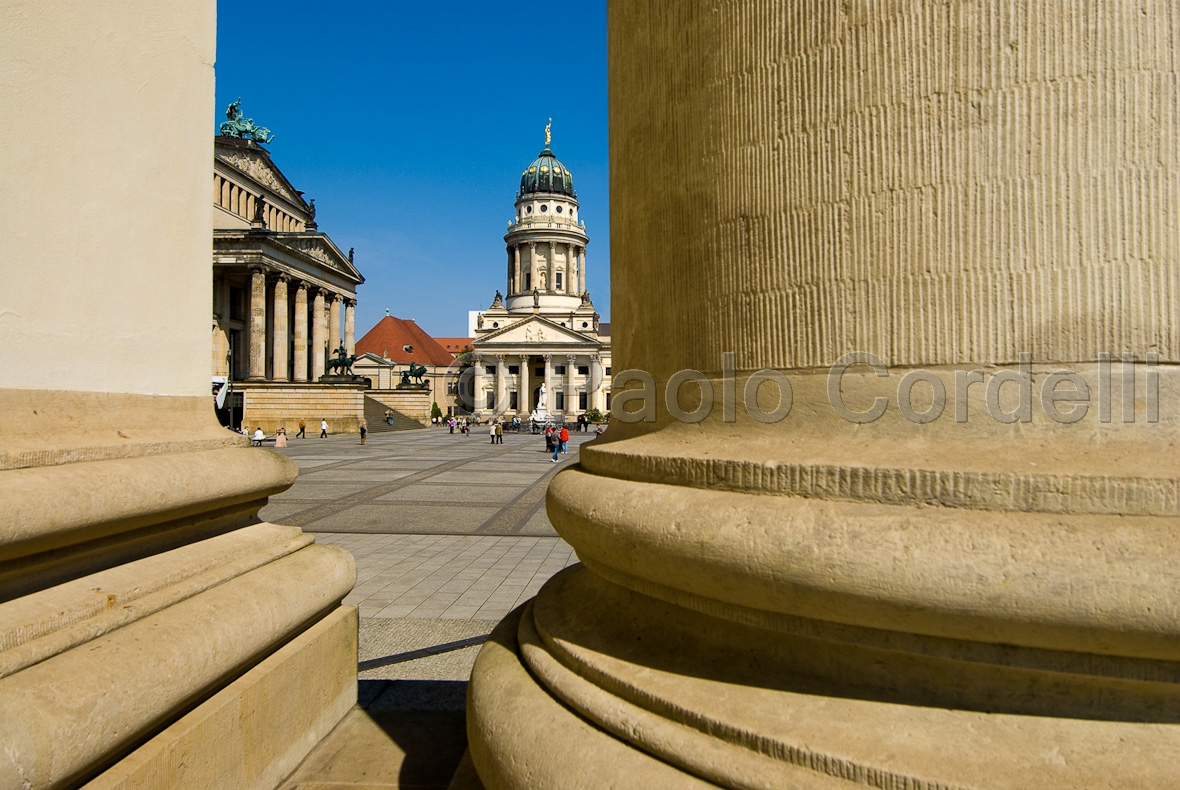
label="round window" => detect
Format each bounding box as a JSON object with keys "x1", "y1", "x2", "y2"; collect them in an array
[
  {"x1": 582, "y1": 322, "x2": 588, "y2": 328},
  {"x1": 526, "y1": 206, "x2": 532, "y2": 213},
  {"x1": 556, "y1": 205, "x2": 563, "y2": 213},
  {"x1": 541, "y1": 205, "x2": 548, "y2": 212},
  {"x1": 493, "y1": 322, "x2": 499, "y2": 328}
]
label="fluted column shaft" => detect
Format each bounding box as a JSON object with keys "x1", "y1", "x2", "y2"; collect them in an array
[
  {"x1": 247, "y1": 267, "x2": 267, "y2": 380},
  {"x1": 271, "y1": 275, "x2": 289, "y2": 382},
  {"x1": 328, "y1": 294, "x2": 341, "y2": 355},
  {"x1": 311, "y1": 289, "x2": 326, "y2": 379},
  {"x1": 472, "y1": 354, "x2": 485, "y2": 414},
  {"x1": 344, "y1": 299, "x2": 355, "y2": 355},
  {"x1": 542, "y1": 355, "x2": 552, "y2": 411},
  {"x1": 292, "y1": 282, "x2": 308, "y2": 382},
  {"x1": 565, "y1": 354, "x2": 577, "y2": 414},
  {"x1": 513, "y1": 245, "x2": 521, "y2": 295},
  {"x1": 519, "y1": 355, "x2": 529, "y2": 413},
  {"x1": 578, "y1": 249, "x2": 586, "y2": 294},
  {"x1": 495, "y1": 355, "x2": 507, "y2": 414}
]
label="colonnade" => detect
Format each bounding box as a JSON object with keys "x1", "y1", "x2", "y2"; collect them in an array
[
  {"x1": 471, "y1": 351, "x2": 606, "y2": 416},
  {"x1": 506, "y1": 242, "x2": 586, "y2": 296},
  {"x1": 242, "y1": 266, "x2": 355, "y2": 382}
]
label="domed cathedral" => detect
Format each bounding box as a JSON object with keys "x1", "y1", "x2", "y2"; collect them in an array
[{"x1": 471, "y1": 121, "x2": 611, "y2": 421}]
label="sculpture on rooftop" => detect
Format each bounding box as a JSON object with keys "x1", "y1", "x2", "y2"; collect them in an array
[{"x1": 219, "y1": 98, "x2": 275, "y2": 145}]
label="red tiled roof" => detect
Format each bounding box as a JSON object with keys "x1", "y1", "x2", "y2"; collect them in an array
[
  {"x1": 354, "y1": 316, "x2": 457, "y2": 367},
  {"x1": 437, "y1": 337, "x2": 475, "y2": 354}
]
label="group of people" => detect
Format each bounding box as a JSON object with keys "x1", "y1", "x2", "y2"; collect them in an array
[
  {"x1": 545, "y1": 424, "x2": 570, "y2": 462},
  {"x1": 241, "y1": 418, "x2": 331, "y2": 446},
  {"x1": 488, "y1": 420, "x2": 505, "y2": 444}
]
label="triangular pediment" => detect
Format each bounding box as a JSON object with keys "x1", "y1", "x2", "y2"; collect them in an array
[
  {"x1": 215, "y1": 140, "x2": 305, "y2": 207},
  {"x1": 475, "y1": 315, "x2": 593, "y2": 346},
  {"x1": 271, "y1": 235, "x2": 364, "y2": 283}
]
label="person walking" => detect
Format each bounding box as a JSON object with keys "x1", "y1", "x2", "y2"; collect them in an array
[
  {"x1": 559, "y1": 424, "x2": 569, "y2": 454},
  {"x1": 297, "y1": 419, "x2": 306, "y2": 439},
  {"x1": 319, "y1": 419, "x2": 328, "y2": 438},
  {"x1": 489, "y1": 420, "x2": 497, "y2": 444},
  {"x1": 495, "y1": 420, "x2": 503, "y2": 444},
  {"x1": 359, "y1": 421, "x2": 367, "y2": 445}
]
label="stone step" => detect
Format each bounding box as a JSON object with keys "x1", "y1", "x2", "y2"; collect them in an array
[{"x1": 363, "y1": 396, "x2": 424, "y2": 432}]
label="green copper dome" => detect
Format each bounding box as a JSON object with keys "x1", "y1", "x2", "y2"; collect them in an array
[{"x1": 520, "y1": 148, "x2": 576, "y2": 198}]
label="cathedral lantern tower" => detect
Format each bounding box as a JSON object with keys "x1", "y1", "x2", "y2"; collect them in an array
[{"x1": 503, "y1": 120, "x2": 589, "y2": 313}]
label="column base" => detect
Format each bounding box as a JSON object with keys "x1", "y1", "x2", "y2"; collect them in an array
[{"x1": 468, "y1": 564, "x2": 1180, "y2": 789}]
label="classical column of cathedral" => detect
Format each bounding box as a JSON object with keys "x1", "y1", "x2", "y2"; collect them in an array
[
  {"x1": 272, "y1": 274, "x2": 289, "y2": 382},
  {"x1": 328, "y1": 293, "x2": 341, "y2": 355},
  {"x1": 343, "y1": 299, "x2": 356, "y2": 356},
  {"x1": 247, "y1": 266, "x2": 267, "y2": 380},
  {"x1": 472, "y1": 354, "x2": 485, "y2": 414},
  {"x1": 565, "y1": 354, "x2": 577, "y2": 418},
  {"x1": 542, "y1": 355, "x2": 552, "y2": 411},
  {"x1": 468, "y1": 2, "x2": 1180, "y2": 787},
  {"x1": 495, "y1": 355, "x2": 507, "y2": 414},
  {"x1": 578, "y1": 248, "x2": 586, "y2": 294},
  {"x1": 528, "y1": 242, "x2": 538, "y2": 298},
  {"x1": 311, "y1": 289, "x2": 326, "y2": 379},
  {"x1": 292, "y1": 281, "x2": 308, "y2": 382}
]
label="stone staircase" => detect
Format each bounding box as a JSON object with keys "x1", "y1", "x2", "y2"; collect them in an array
[{"x1": 364, "y1": 395, "x2": 425, "y2": 432}]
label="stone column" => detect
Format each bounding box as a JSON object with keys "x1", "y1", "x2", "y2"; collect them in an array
[
  {"x1": 565, "y1": 354, "x2": 577, "y2": 415},
  {"x1": 247, "y1": 266, "x2": 267, "y2": 380},
  {"x1": 495, "y1": 354, "x2": 507, "y2": 414},
  {"x1": 472, "y1": 353, "x2": 484, "y2": 415},
  {"x1": 467, "y1": 3, "x2": 1180, "y2": 787},
  {"x1": 542, "y1": 354, "x2": 552, "y2": 413},
  {"x1": 519, "y1": 355, "x2": 529, "y2": 414},
  {"x1": 513, "y1": 244, "x2": 521, "y2": 294},
  {"x1": 344, "y1": 298, "x2": 356, "y2": 355},
  {"x1": 292, "y1": 281, "x2": 308, "y2": 382},
  {"x1": 547, "y1": 242, "x2": 556, "y2": 292},
  {"x1": 311, "y1": 288, "x2": 326, "y2": 379},
  {"x1": 0, "y1": 5, "x2": 357, "y2": 786},
  {"x1": 328, "y1": 293, "x2": 341, "y2": 356},
  {"x1": 578, "y1": 248, "x2": 586, "y2": 294},
  {"x1": 528, "y1": 241, "x2": 537, "y2": 294},
  {"x1": 271, "y1": 274, "x2": 289, "y2": 382}
]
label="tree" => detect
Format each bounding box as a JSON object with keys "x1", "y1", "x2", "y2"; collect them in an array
[
  {"x1": 430, "y1": 401, "x2": 443, "y2": 421},
  {"x1": 584, "y1": 407, "x2": 605, "y2": 424}
]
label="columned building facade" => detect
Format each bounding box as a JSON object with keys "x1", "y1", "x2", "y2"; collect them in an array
[
  {"x1": 212, "y1": 135, "x2": 365, "y2": 431},
  {"x1": 471, "y1": 133, "x2": 610, "y2": 419}
]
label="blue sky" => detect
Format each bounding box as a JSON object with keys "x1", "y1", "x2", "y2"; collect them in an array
[{"x1": 215, "y1": 1, "x2": 609, "y2": 338}]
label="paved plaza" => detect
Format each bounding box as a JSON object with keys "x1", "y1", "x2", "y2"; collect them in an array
[
  {"x1": 264, "y1": 426, "x2": 596, "y2": 788},
  {"x1": 260, "y1": 426, "x2": 594, "y2": 682}
]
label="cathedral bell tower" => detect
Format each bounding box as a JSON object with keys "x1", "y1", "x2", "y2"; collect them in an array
[{"x1": 503, "y1": 120, "x2": 589, "y2": 314}]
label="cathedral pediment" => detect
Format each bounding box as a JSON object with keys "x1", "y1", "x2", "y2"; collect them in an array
[
  {"x1": 475, "y1": 315, "x2": 594, "y2": 347},
  {"x1": 215, "y1": 140, "x2": 305, "y2": 207},
  {"x1": 272, "y1": 236, "x2": 363, "y2": 282}
]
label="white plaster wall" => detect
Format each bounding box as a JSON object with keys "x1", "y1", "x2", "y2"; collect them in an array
[{"x1": 0, "y1": 1, "x2": 216, "y2": 395}]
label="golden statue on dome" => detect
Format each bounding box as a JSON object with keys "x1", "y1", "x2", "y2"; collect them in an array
[{"x1": 545, "y1": 118, "x2": 552, "y2": 147}]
